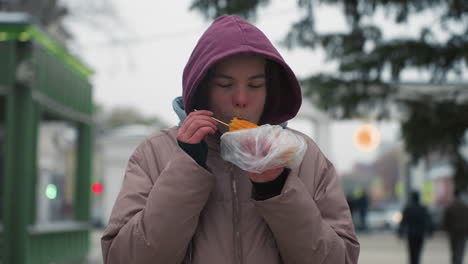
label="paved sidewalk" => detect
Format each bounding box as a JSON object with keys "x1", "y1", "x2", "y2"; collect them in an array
[
  {"x1": 357, "y1": 231, "x2": 462, "y2": 264},
  {"x1": 84, "y1": 229, "x2": 465, "y2": 264}
]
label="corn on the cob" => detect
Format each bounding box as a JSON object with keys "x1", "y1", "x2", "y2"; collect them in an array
[{"x1": 229, "y1": 117, "x2": 259, "y2": 132}]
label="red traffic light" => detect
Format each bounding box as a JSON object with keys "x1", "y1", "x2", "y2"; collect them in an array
[{"x1": 92, "y1": 182, "x2": 103, "y2": 194}]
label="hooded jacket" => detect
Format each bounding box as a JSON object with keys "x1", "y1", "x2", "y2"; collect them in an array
[{"x1": 101, "y1": 15, "x2": 360, "y2": 264}]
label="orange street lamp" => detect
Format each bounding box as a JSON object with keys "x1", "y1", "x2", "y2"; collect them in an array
[{"x1": 353, "y1": 124, "x2": 381, "y2": 152}]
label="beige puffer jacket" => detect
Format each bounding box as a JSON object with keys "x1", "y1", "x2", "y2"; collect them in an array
[{"x1": 101, "y1": 126, "x2": 360, "y2": 264}]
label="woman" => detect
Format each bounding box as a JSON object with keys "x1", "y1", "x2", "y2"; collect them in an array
[{"x1": 101, "y1": 15, "x2": 360, "y2": 264}]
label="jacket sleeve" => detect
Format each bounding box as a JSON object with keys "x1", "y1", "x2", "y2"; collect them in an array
[
  {"x1": 101, "y1": 135, "x2": 215, "y2": 264},
  {"x1": 253, "y1": 137, "x2": 360, "y2": 264}
]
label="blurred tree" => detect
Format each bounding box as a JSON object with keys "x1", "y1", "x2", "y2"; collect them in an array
[
  {"x1": 190, "y1": 0, "x2": 468, "y2": 191},
  {"x1": 94, "y1": 103, "x2": 167, "y2": 130},
  {"x1": 106, "y1": 106, "x2": 165, "y2": 128},
  {"x1": 0, "y1": 0, "x2": 123, "y2": 49},
  {"x1": 0, "y1": 0, "x2": 69, "y2": 45},
  {"x1": 189, "y1": 0, "x2": 270, "y2": 21}
]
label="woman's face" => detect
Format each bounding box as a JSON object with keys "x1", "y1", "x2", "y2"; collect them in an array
[{"x1": 208, "y1": 54, "x2": 266, "y2": 132}]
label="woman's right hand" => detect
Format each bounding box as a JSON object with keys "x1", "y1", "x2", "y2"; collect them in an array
[{"x1": 177, "y1": 110, "x2": 218, "y2": 144}]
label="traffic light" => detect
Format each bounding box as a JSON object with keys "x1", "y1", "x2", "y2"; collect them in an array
[{"x1": 91, "y1": 182, "x2": 103, "y2": 194}]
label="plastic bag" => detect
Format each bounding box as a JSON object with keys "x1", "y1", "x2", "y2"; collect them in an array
[{"x1": 220, "y1": 124, "x2": 307, "y2": 173}]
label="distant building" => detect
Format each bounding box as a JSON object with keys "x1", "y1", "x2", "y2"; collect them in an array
[
  {"x1": 341, "y1": 142, "x2": 404, "y2": 206},
  {"x1": 289, "y1": 99, "x2": 332, "y2": 159},
  {"x1": 93, "y1": 124, "x2": 162, "y2": 227}
]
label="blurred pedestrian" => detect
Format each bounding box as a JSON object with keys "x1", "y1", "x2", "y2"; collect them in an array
[
  {"x1": 443, "y1": 189, "x2": 468, "y2": 264},
  {"x1": 355, "y1": 190, "x2": 369, "y2": 232},
  {"x1": 100, "y1": 15, "x2": 360, "y2": 264},
  {"x1": 398, "y1": 191, "x2": 433, "y2": 264},
  {"x1": 346, "y1": 194, "x2": 356, "y2": 216}
]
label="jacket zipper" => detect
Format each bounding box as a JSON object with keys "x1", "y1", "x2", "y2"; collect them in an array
[{"x1": 230, "y1": 165, "x2": 243, "y2": 264}]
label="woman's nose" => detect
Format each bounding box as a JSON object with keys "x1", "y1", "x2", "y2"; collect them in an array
[{"x1": 233, "y1": 88, "x2": 248, "y2": 108}]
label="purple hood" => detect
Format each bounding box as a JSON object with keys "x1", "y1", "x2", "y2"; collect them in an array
[{"x1": 182, "y1": 15, "x2": 302, "y2": 125}]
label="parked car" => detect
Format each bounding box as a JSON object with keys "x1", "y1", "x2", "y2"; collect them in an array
[{"x1": 367, "y1": 204, "x2": 403, "y2": 231}]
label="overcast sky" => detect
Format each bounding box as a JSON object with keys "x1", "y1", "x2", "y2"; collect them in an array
[{"x1": 65, "y1": 0, "x2": 461, "y2": 173}]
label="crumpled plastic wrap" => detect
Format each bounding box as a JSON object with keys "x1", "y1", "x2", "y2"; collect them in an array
[{"x1": 220, "y1": 124, "x2": 307, "y2": 173}]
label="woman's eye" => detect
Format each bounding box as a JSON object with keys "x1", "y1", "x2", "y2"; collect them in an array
[
  {"x1": 249, "y1": 83, "x2": 265, "y2": 89},
  {"x1": 216, "y1": 83, "x2": 232, "y2": 88}
]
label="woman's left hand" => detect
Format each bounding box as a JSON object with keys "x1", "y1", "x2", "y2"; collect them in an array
[
  {"x1": 248, "y1": 167, "x2": 284, "y2": 183},
  {"x1": 239, "y1": 134, "x2": 284, "y2": 182}
]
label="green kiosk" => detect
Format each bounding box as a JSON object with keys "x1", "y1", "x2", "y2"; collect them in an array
[{"x1": 0, "y1": 13, "x2": 93, "y2": 264}]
